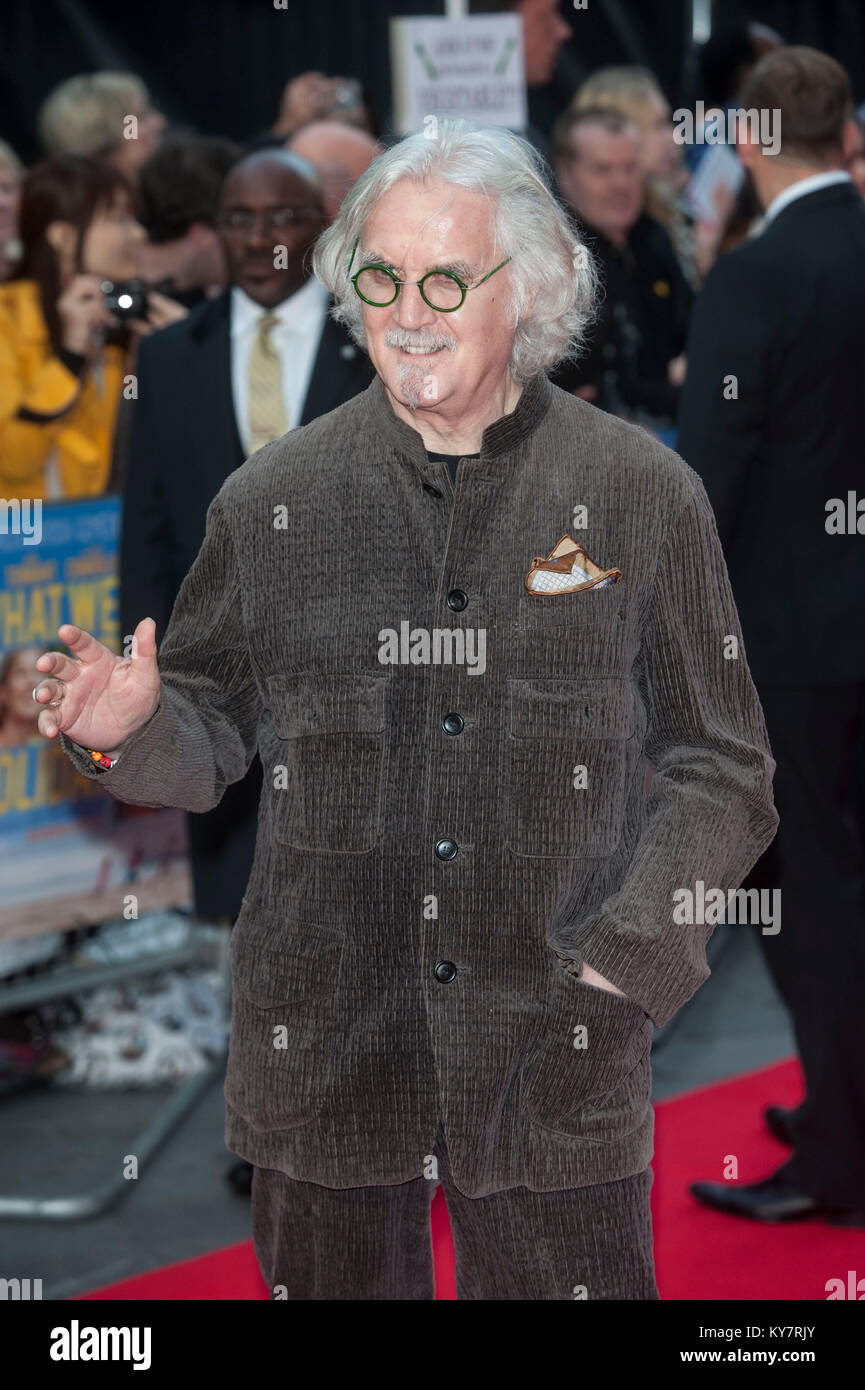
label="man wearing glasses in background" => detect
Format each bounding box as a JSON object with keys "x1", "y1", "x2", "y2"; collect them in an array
[{"x1": 37, "y1": 121, "x2": 776, "y2": 1300}]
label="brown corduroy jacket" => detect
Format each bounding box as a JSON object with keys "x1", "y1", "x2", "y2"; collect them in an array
[{"x1": 59, "y1": 370, "x2": 778, "y2": 1196}]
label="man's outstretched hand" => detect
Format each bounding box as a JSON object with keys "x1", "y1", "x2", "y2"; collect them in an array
[{"x1": 33, "y1": 618, "x2": 161, "y2": 755}]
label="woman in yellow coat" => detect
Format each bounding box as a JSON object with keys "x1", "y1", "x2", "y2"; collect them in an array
[{"x1": 0, "y1": 156, "x2": 148, "y2": 499}]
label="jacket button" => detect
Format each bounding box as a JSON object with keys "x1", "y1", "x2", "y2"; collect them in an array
[
  {"x1": 442, "y1": 711, "x2": 464, "y2": 735},
  {"x1": 435, "y1": 960, "x2": 457, "y2": 983},
  {"x1": 446, "y1": 588, "x2": 468, "y2": 611},
  {"x1": 423, "y1": 482, "x2": 443, "y2": 497},
  {"x1": 435, "y1": 838, "x2": 458, "y2": 860}
]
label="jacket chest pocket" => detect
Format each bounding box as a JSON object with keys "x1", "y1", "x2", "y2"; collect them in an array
[
  {"x1": 505, "y1": 677, "x2": 634, "y2": 858},
  {"x1": 518, "y1": 578, "x2": 625, "y2": 629},
  {"x1": 267, "y1": 673, "x2": 389, "y2": 854}
]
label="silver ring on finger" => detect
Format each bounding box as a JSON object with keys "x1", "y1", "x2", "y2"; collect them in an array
[{"x1": 33, "y1": 677, "x2": 66, "y2": 708}]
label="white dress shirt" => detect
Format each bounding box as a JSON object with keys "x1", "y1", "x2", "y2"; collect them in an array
[
  {"x1": 230, "y1": 276, "x2": 329, "y2": 453},
  {"x1": 754, "y1": 169, "x2": 853, "y2": 235}
]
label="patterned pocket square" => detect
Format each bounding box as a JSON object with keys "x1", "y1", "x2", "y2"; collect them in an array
[{"x1": 524, "y1": 534, "x2": 622, "y2": 595}]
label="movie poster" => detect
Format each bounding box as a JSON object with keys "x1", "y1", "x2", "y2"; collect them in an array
[{"x1": 0, "y1": 497, "x2": 191, "y2": 939}]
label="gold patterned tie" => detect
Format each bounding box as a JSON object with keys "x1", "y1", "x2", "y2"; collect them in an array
[{"x1": 247, "y1": 311, "x2": 288, "y2": 454}]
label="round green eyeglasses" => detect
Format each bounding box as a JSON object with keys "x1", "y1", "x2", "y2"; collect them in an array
[{"x1": 347, "y1": 237, "x2": 512, "y2": 312}]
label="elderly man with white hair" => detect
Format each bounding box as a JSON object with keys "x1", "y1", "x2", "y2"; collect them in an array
[{"x1": 36, "y1": 119, "x2": 776, "y2": 1301}]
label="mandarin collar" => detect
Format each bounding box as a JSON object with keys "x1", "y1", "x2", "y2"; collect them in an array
[{"x1": 366, "y1": 369, "x2": 553, "y2": 471}]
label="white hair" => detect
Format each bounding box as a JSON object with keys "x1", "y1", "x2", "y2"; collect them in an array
[{"x1": 312, "y1": 118, "x2": 598, "y2": 382}]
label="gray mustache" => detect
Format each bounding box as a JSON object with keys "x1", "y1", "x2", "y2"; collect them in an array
[{"x1": 384, "y1": 331, "x2": 457, "y2": 352}]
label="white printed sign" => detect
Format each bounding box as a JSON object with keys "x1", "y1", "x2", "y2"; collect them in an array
[{"x1": 390, "y1": 14, "x2": 527, "y2": 135}]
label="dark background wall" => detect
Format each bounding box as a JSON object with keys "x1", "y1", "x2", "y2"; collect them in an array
[{"x1": 1, "y1": 0, "x2": 863, "y2": 165}]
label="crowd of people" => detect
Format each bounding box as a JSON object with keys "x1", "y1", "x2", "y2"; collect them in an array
[
  {"x1": 3, "y1": 0, "x2": 865, "y2": 1236},
  {"x1": 1, "y1": 16, "x2": 864, "y2": 501}
]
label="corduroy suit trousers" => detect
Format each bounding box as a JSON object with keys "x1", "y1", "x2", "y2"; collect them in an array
[{"x1": 250, "y1": 1123, "x2": 659, "y2": 1301}]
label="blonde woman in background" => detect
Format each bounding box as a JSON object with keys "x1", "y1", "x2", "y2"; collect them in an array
[{"x1": 38, "y1": 72, "x2": 165, "y2": 187}]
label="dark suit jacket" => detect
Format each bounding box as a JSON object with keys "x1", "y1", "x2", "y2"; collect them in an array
[
  {"x1": 62, "y1": 372, "x2": 777, "y2": 1194},
  {"x1": 551, "y1": 214, "x2": 692, "y2": 424},
  {"x1": 121, "y1": 288, "x2": 374, "y2": 917},
  {"x1": 678, "y1": 180, "x2": 865, "y2": 686}
]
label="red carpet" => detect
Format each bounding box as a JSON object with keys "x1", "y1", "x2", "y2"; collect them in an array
[
  {"x1": 652, "y1": 1056, "x2": 864, "y2": 1300},
  {"x1": 76, "y1": 1057, "x2": 863, "y2": 1301}
]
